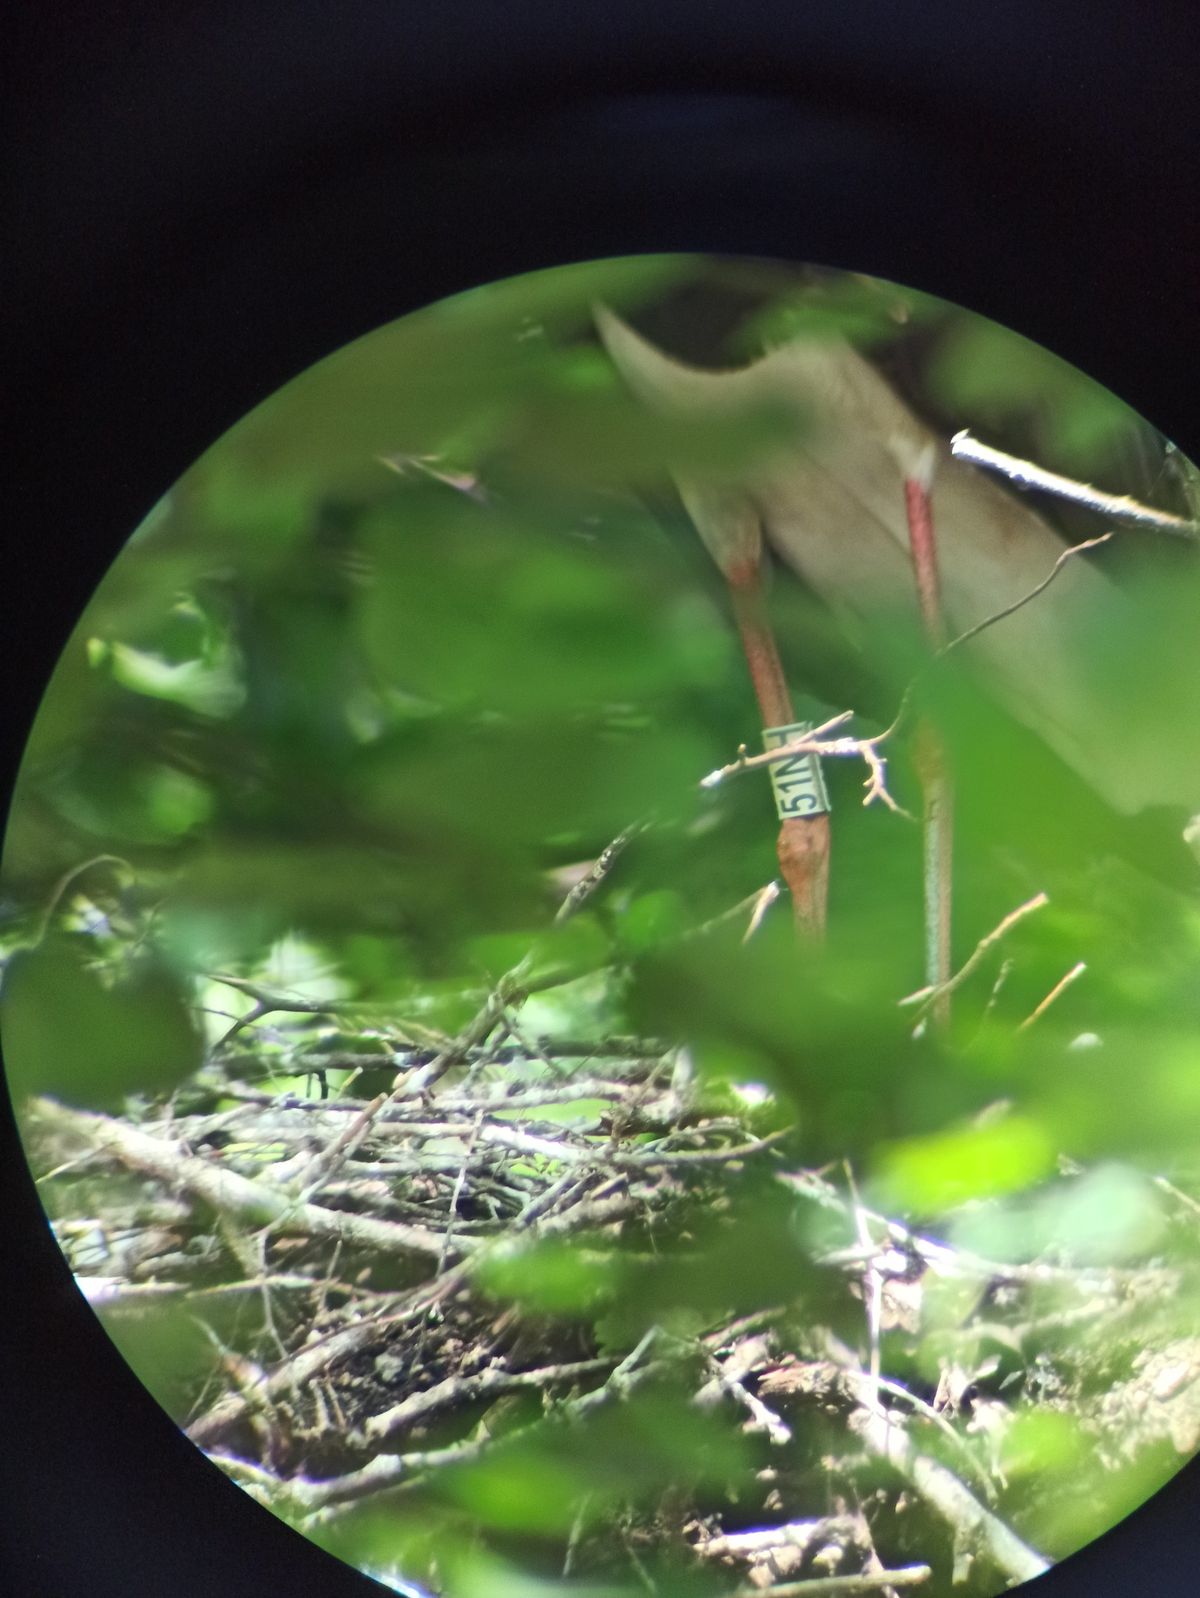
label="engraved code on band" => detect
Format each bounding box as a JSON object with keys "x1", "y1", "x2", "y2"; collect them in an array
[{"x1": 764, "y1": 722, "x2": 831, "y2": 819}]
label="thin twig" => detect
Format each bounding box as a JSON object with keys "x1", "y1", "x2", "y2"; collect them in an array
[
  {"x1": 849, "y1": 1399, "x2": 1049, "y2": 1586},
  {"x1": 403, "y1": 958, "x2": 533, "y2": 1096},
  {"x1": 554, "y1": 817, "x2": 650, "y2": 923},
  {"x1": 940, "y1": 533, "x2": 1115, "y2": 658},
  {"x1": 32, "y1": 853, "x2": 134, "y2": 946},
  {"x1": 292, "y1": 1092, "x2": 388, "y2": 1200},
  {"x1": 186, "y1": 1264, "x2": 473, "y2": 1449},
  {"x1": 743, "y1": 880, "x2": 782, "y2": 941},
  {"x1": 220, "y1": 1035, "x2": 667, "y2": 1079},
  {"x1": 687, "y1": 882, "x2": 796, "y2": 942},
  {"x1": 951, "y1": 431, "x2": 1200, "y2": 538},
  {"x1": 899, "y1": 892, "x2": 1049, "y2": 1023},
  {"x1": 436, "y1": 1109, "x2": 484, "y2": 1274},
  {"x1": 735, "y1": 1567, "x2": 933, "y2": 1595},
  {"x1": 611, "y1": 1125, "x2": 796, "y2": 1169},
  {"x1": 844, "y1": 1161, "x2": 883, "y2": 1412},
  {"x1": 780, "y1": 1164, "x2": 1156, "y2": 1289},
  {"x1": 858, "y1": 526, "x2": 1117, "y2": 782},
  {"x1": 38, "y1": 1099, "x2": 463, "y2": 1262},
  {"x1": 1017, "y1": 960, "x2": 1087, "y2": 1031},
  {"x1": 698, "y1": 1357, "x2": 792, "y2": 1445},
  {"x1": 713, "y1": 522, "x2": 1113, "y2": 843},
  {"x1": 701, "y1": 713, "x2": 853, "y2": 784},
  {"x1": 704, "y1": 1514, "x2": 863, "y2": 1561},
  {"x1": 711, "y1": 523, "x2": 1120, "y2": 818},
  {"x1": 361, "y1": 1355, "x2": 615, "y2": 1446},
  {"x1": 701, "y1": 718, "x2": 911, "y2": 819},
  {"x1": 290, "y1": 1348, "x2": 678, "y2": 1518},
  {"x1": 1154, "y1": 1175, "x2": 1200, "y2": 1221},
  {"x1": 206, "y1": 971, "x2": 344, "y2": 1051}
]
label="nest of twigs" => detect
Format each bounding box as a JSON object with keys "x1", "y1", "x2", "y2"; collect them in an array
[{"x1": 25, "y1": 1016, "x2": 1200, "y2": 1598}]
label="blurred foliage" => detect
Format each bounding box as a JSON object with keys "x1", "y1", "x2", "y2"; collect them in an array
[
  {"x1": 925, "y1": 316, "x2": 1140, "y2": 473},
  {"x1": 443, "y1": 1386, "x2": 751, "y2": 1536},
  {"x1": 5, "y1": 254, "x2": 1200, "y2": 1596},
  {"x1": 2, "y1": 931, "x2": 201, "y2": 1108}
]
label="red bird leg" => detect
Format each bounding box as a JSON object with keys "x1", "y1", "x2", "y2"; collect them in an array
[
  {"x1": 727, "y1": 560, "x2": 830, "y2": 936},
  {"x1": 904, "y1": 452, "x2": 953, "y2": 1026},
  {"x1": 904, "y1": 463, "x2": 946, "y2": 649},
  {"x1": 914, "y1": 719, "x2": 953, "y2": 1026}
]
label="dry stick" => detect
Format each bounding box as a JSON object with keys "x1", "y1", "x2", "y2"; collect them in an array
[
  {"x1": 950, "y1": 430, "x2": 1200, "y2": 538},
  {"x1": 206, "y1": 971, "x2": 343, "y2": 1051},
  {"x1": 742, "y1": 879, "x2": 782, "y2": 941},
  {"x1": 554, "y1": 817, "x2": 649, "y2": 924},
  {"x1": 902, "y1": 447, "x2": 953, "y2": 1030},
  {"x1": 292, "y1": 1091, "x2": 388, "y2": 1201},
  {"x1": 736, "y1": 1570, "x2": 932, "y2": 1596},
  {"x1": 818, "y1": 1335, "x2": 1049, "y2": 1588},
  {"x1": 726, "y1": 552, "x2": 830, "y2": 935},
  {"x1": 280, "y1": 1345, "x2": 680, "y2": 1518},
  {"x1": 361, "y1": 1355, "x2": 615, "y2": 1447},
  {"x1": 188, "y1": 1150, "x2": 607, "y2": 1451},
  {"x1": 877, "y1": 529, "x2": 1114, "y2": 770},
  {"x1": 704, "y1": 1514, "x2": 863, "y2": 1562},
  {"x1": 701, "y1": 715, "x2": 909, "y2": 819},
  {"x1": 900, "y1": 891, "x2": 1050, "y2": 1023},
  {"x1": 785, "y1": 1161, "x2": 1164, "y2": 1291},
  {"x1": 685, "y1": 880, "x2": 789, "y2": 943},
  {"x1": 941, "y1": 533, "x2": 1115, "y2": 656},
  {"x1": 39, "y1": 1099, "x2": 460, "y2": 1262},
  {"x1": 403, "y1": 957, "x2": 532, "y2": 1096},
  {"x1": 843, "y1": 1161, "x2": 883, "y2": 1412},
  {"x1": 187, "y1": 1259, "x2": 476, "y2": 1449},
  {"x1": 435, "y1": 1109, "x2": 484, "y2": 1275},
  {"x1": 1017, "y1": 959, "x2": 1087, "y2": 1031},
  {"x1": 704, "y1": 1515, "x2": 872, "y2": 1581},
  {"x1": 851, "y1": 1400, "x2": 1048, "y2": 1587},
  {"x1": 1153, "y1": 1174, "x2": 1200, "y2": 1221},
  {"x1": 704, "y1": 712, "x2": 850, "y2": 778}
]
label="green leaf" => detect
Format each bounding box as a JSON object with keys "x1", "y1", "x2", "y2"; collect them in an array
[
  {"x1": 873, "y1": 1113, "x2": 1056, "y2": 1214},
  {"x1": 1, "y1": 936, "x2": 201, "y2": 1108},
  {"x1": 476, "y1": 1239, "x2": 621, "y2": 1314},
  {"x1": 87, "y1": 592, "x2": 245, "y2": 719}
]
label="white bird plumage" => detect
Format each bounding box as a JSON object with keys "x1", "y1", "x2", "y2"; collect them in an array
[{"x1": 595, "y1": 304, "x2": 1195, "y2": 818}]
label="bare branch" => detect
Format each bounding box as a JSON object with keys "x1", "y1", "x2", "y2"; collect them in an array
[
  {"x1": 900, "y1": 892, "x2": 1049, "y2": 1024},
  {"x1": 743, "y1": 879, "x2": 782, "y2": 941},
  {"x1": 701, "y1": 713, "x2": 853, "y2": 786},
  {"x1": 1018, "y1": 960, "x2": 1087, "y2": 1031},
  {"x1": 939, "y1": 532, "x2": 1115, "y2": 658},
  {"x1": 701, "y1": 716, "x2": 912, "y2": 819},
  {"x1": 37, "y1": 1099, "x2": 464, "y2": 1262},
  {"x1": 554, "y1": 817, "x2": 650, "y2": 923},
  {"x1": 951, "y1": 430, "x2": 1200, "y2": 538},
  {"x1": 849, "y1": 1395, "x2": 1049, "y2": 1586},
  {"x1": 360, "y1": 1355, "x2": 615, "y2": 1447},
  {"x1": 736, "y1": 1569, "x2": 933, "y2": 1595}
]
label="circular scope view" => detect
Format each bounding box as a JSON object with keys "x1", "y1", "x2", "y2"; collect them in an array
[{"x1": 5, "y1": 255, "x2": 1200, "y2": 1597}]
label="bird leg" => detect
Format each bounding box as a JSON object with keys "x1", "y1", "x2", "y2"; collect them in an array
[
  {"x1": 725, "y1": 556, "x2": 830, "y2": 936},
  {"x1": 914, "y1": 719, "x2": 953, "y2": 1029},
  {"x1": 903, "y1": 452, "x2": 953, "y2": 1027}
]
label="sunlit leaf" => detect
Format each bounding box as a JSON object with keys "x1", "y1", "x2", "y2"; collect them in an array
[
  {"x1": 873, "y1": 1113, "x2": 1056, "y2": 1214},
  {"x1": 477, "y1": 1239, "x2": 621, "y2": 1314}
]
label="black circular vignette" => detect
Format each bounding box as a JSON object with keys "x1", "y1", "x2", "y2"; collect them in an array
[{"x1": 6, "y1": 5, "x2": 1200, "y2": 1596}]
